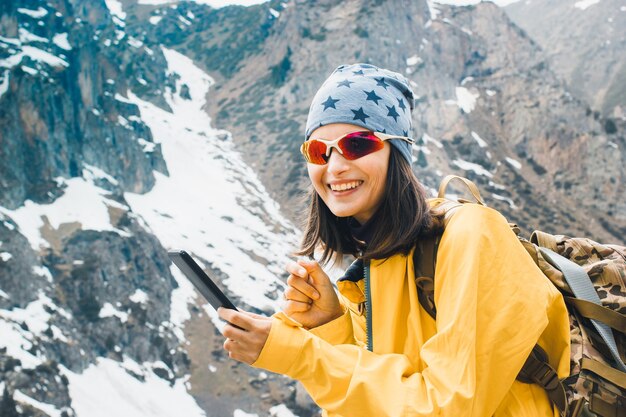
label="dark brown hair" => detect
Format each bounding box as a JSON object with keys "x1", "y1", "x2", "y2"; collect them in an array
[{"x1": 297, "y1": 146, "x2": 443, "y2": 265}]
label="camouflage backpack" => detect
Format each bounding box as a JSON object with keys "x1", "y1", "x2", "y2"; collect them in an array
[{"x1": 414, "y1": 175, "x2": 626, "y2": 417}]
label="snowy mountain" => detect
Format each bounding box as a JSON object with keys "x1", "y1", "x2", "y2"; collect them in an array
[{"x1": 0, "y1": 0, "x2": 624, "y2": 416}]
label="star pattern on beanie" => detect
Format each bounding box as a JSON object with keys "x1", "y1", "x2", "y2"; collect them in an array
[
  {"x1": 386, "y1": 105, "x2": 400, "y2": 122},
  {"x1": 397, "y1": 97, "x2": 407, "y2": 112},
  {"x1": 375, "y1": 77, "x2": 389, "y2": 89},
  {"x1": 337, "y1": 79, "x2": 354, "y2": 88},
  {"x1": 321, "y1": 96, "x2": 340, "y2": 111},
  {"x1": 365, "y1": 90, "x2": 382, "y2": 105},
  {"x1": 352, "y1": 107, "x2": 370, "y2": 123}
]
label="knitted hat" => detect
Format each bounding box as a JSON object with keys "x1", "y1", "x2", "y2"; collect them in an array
[{"x1": 305, "y1": 63, "x2": 415, "y2": 164}]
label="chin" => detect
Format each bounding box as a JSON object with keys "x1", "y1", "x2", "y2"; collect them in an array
[{"x1": 327, "y1": 205, "x2": 360, "y2": 219}]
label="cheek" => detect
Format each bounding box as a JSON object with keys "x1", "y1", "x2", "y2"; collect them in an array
[
  {"x1": 370, "y1": 166, "x2": 388, "y2": 197},
  {"x1": 307, "y1": 165, "x2": 326, "y2": 194}
]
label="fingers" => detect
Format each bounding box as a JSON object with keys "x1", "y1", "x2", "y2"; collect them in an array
[
  {"x1": 297, "y1": 259, "x2": 331, "y2": 287},
  {"x1": 220, "y1": 308, "x2": 272, "y2": 365},
  {"x1": 282, "y1": 299, "x2": 312, "y2": 314},
  {"x1": 285, "y1": 261, "x2": 308, "y2": 278},
  {"x1": 218, "y1": 308, "x2": 253, "y2": 332},
  {"x1": 284, "y1": 286, "x2": 312, "y2": 303},
  {"x1": 240, "y1": 310, "x2": 270, "y2": 320},
  {"x1": 286, "y1": 272, "x2": 320, "y2": 301}
]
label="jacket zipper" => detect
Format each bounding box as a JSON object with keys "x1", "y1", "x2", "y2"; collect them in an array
[{"x1": 364, "y1": 259, "x2": 373, "y2": 352}]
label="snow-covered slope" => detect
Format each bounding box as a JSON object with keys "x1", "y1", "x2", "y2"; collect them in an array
[
  {"x1": 0, "y1": 38, "x2": 300, "y2": 417},
  {"x1": 125, "y1": 47, "x2": 298, "y2": 314}
]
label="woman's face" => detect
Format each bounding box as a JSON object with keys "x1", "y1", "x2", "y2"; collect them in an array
[{"x1": 306, "y1": 123, "x2": 390, "y2": 224}]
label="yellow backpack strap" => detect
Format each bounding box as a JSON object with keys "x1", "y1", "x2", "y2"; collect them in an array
[{"x1": 437, "y1": 175, "x2": 486, "y2": 205}]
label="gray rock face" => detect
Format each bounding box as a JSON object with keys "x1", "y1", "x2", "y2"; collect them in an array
[
  {"x1": 505, "y1": 0, "x2": 626, "y2": 118},
  {"x1": 0, "y1": 0, "x2": 168, "y2": 210}
]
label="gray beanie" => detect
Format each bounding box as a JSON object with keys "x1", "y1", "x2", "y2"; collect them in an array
[{"x1": 305, "y1": 63, "x2": 416, "y2": 164}]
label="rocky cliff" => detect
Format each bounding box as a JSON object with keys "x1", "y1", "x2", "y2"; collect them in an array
[{"x1": 506, "y1": 0, "x2": 626, "y2": 119}]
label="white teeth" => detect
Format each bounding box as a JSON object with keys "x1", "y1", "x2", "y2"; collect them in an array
[{"x1": 330, "y1": 181, "x2": 362, "y2": 191}]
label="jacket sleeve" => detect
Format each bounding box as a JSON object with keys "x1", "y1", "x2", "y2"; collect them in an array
[
  {"x1": 308, "y1": 304, "x2": 358, "y2": 346},
  {"x1": 253, "y1": 205, "x2": 569, "y2": 417}
]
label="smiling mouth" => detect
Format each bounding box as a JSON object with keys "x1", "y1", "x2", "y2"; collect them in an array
[{"x1": 328, "y1": 180, "x2": 364, "y2": 192}]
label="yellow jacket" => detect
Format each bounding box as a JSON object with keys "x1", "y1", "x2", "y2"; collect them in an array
[{"x1": 254, "y1": 203, "x2": 570, "y2": 416}]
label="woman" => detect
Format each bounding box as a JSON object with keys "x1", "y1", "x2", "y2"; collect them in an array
[{"x1": 218, "y1": 64, "x2": 570, "y2": 416}]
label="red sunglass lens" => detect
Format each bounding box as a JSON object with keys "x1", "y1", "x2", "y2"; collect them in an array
[
  {"x1": 305, "y1": 140, "x2": 328, "y2": 164},
  {"x1": 339, "y1": 133, "x2": 384, "y2": 160}
]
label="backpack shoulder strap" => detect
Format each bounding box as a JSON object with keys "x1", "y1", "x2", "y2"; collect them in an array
[
  {"x1": 413, "y1": 236, "x2": 439, "y2": 320},
  {"x1": 539, "y1": 247, "x2": 626, "y2": 373}
]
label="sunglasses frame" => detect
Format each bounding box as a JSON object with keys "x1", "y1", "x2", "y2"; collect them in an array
[{"x1": 300, "y1": 131, "x2": 414, "y2": 164}]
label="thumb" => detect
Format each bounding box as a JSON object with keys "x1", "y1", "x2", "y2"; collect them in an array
[{"x1": 297, "y1": 259, "x2": 331, "y2": 286}]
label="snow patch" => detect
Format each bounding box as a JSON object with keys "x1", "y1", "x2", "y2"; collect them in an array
[
  {"x1": 505, "y1": 157, "x2": 522, "y2": 170},
  {"x1": 0, "y1": 46, "x2": 69, "y2": 69},
  {"x1": 178, "y1": 15, "x2": 192, "y2": 25},
  {"x1": 427, "y1": 0, "x2": 440, "y2": 20},
  {"x1": 99, "y1": 302, "x2": 129, "y2": 322},
  {"x1": 105, "y1": 0, "x2": 127, "y2": 20},
  {"x1": 52, "y1": 33, "x2": 72, "y2": 50},
  {"x1": 234, "y1": 410, "x2": 258, "y2": 417},
  {"x1": 19, "y1": 28, "x2": 48, "y2": 44},
  {"x1": 82, "y1": 163, "x2": 119, "y2": 186},
  {"x1": 128, "y1": 37, "x2": 144, "y2": 49},
  {"x1": 168, "y1": 265, "x2": 197, "y2": 341},
  {"x1": 471, "y1": 131, "x2": 488, "y2": 148},
  {"x1": 574, "y1": 0, "x2": 600, "y2": 10},
  {"x1": 0, "y1": 320, "x2": 43, "y2": 368},
  {"x1": 32, "y1": 266, "x2": 54, "y2": 283},
  {"x1": 0, "y1": 291, "x2": 56, "y2": 335},
  {"x1": 0, "y1": 70, "x2": 9, "y2": 98},
  {"x1": 0, "y1": 252, "x2": 11, "y2": 262},
  {"x1": 137, "y1": 138, "x2": 156, "y2": 153},
  {"x1": 406, "y1": 55, "x2": 422, "y2": 66},
  {"x1": 454, "y1": 87, "x2": 479, "y2": 113},
  {"x1": 0, "y1": 177, "x2": 129, "y2": 251},
  {"x1": 149, "y1": 15, "x2": 163, "y2": 25},
  {"x1": 491, "y1": 193, "x2": 517, "y2": 209},
  {"x1": 270, "y1": 404, "x2": 299, "y2": 417},
  {"x1": 453, "y1": 159, "x2": 493, "y2": 178},
  {"x1": 17, "y1": 7, "x2": 48, "y2": 18},
  {"x1": 21, "y1": 65, "x2": 39, "y2": 75},
  {"x1": 62, "y1": 359, "x2": 206, "y2": 417},
  {"x1": 269, "y1": 8, "x2": 280, "y2": 18},
  {"x1": 14, "y1": 390, "x2": 63, "y2": 417},
  {"x1": 129, "y1": 289, "x2": 149, "y2": 304},
  {"x1": 0, "y1": 289, "x2": 8, "y2": 299},
  {"x1": 422, "y1": 133, "x2": 444, "y2": 149}
]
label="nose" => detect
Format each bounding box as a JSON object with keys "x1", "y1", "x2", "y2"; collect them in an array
[{"x1": 326, "y1": 148, "x2": 350, "y2": 175}]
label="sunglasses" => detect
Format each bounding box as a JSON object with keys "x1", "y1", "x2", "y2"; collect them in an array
[{"x1": 300, "y1": 131, "x2": 414, "y2": 165}]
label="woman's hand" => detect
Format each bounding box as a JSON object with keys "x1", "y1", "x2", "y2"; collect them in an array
[
  {"x1": 218, "y1": 308, "x2": 272, "y2": 365},
  {"x1": 283, "y1": 259, "x2": 343, "y2": 329}
]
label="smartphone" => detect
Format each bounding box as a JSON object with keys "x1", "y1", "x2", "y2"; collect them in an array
[{"x1": 168, "y1": 249, "x2": 238, "y2": 311}]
